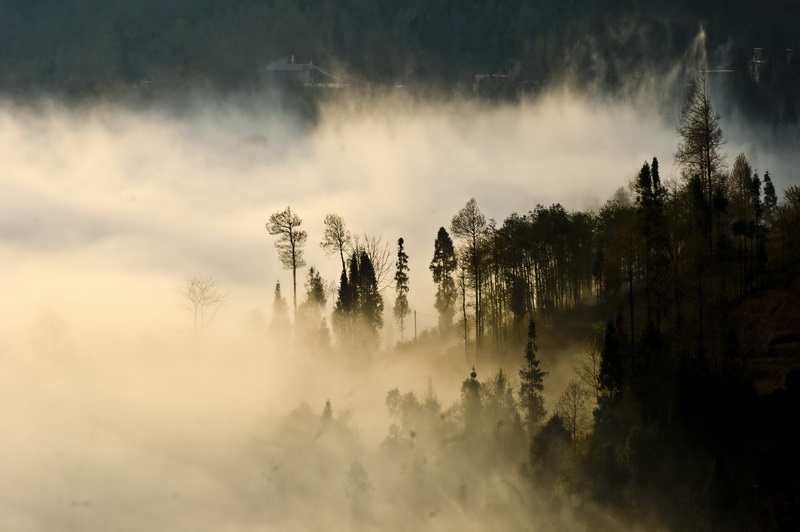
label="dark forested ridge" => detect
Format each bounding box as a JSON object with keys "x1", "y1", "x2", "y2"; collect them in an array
[{"x1": 2, "y1": 0, "x2": 799, "y2": 124}]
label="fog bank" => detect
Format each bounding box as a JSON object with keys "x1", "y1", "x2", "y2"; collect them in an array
[{"x1": 0, "y1": 89, "x2": 794, "y2": 530}]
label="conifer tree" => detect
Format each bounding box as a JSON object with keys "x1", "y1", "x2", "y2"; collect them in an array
[
  {"x1": 393, "y1": 238, "x2": 410, "y2": 342},
  {"x1": 461, "y1": 366, "x2": 482, "y2": 439},
  {"x1": 269, "y1": 281, "x2": 291, "y2": 339},
  {"x1": 519, "y1": 319, "x2": 546, "y2": 436},
  {"x1": 430, "y1": 227, "x2": 458, "y2": 331},
  {"x1": 358, "y1": 251, "x2": 384, "y2": 341},
  {"x1": 763, "y1": 171, "x2": 777, "y2": 223}
]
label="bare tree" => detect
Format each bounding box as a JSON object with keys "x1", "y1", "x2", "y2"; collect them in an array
[
  {"x1": 353, "y1": 232, "x2": 393, "y2": 291},
  {"x1": 320, "y1": 213, "x2": 352, "y2": 273},
  {"x1": 266, "y1": 206, "x2": 307, "y2": 318},
  {"x1": 555, "y1": 379, "x2": 592, "y2": 443},
  {"x1": 182, "y1": 277, "x2": 226, "y2": 331},
  {"x1": 575, "y1": 338, "x2": 602, "y2": 403}
]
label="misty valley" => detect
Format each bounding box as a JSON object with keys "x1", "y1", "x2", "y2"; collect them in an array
[{"x1": 2, "y1": 7, "x2": 800, "y2": 528}]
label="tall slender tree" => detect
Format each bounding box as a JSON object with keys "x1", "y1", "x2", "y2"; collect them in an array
[
  {"x1": 320, "y1": 213, "x2": 351, "y2": 273},
  {"x1": 430, "y1": 227, "x2": 458, "y2": 331},
  {"x1": 269, "y1": 281, "x2": 291, "y2": 338},
  {"x1": 519, "y1": 319, "x2": 546, "y2": 437},
  {"x1": 267, "y1": 206, "x2": 307, "y2": 318},
  {"x1": 451, "y1": 199, "x2": 487, "y2": 357},
  {"x1": 357, "y1": 251, "x2": 384, "y2": 342},
  {"x1": 393, "y1": 237, "x2": 410, "y2": 342},
  {"x1": 675, "y1": 74, "x2": 726, "y2": 256}
]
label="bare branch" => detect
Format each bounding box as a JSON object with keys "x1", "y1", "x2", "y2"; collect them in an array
[
  {"x1": 181, "y1": 277, "x2": 227, "y2": 331},
  {"x1": 353, "y1": 232, "x2": 393, "y2": 291}
]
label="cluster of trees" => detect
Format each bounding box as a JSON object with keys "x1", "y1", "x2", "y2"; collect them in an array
[
  {"x1": 261, "y1": 76, "x2": 799, "y2": 360},
  {"x1": 251, "y1": 75, "x2": 800, "y2": 528},
  {"x1": 3, "y1": 0, "x2": 799, "y2": 126},
  {"x1": 264, "y1": 207, "x2": 392, "y2": 353}
]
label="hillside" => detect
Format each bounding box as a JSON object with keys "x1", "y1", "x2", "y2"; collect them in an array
[{"x1": 1, "y1": 0, "x2": 798, "y2": 124}]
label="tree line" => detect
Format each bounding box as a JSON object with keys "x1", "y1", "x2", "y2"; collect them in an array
[{"x1": 260, "y1": 75, "x2": 798, "y2": 363}]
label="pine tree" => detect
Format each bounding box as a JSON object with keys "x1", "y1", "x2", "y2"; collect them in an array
[
  {"x1": 321, "y1": 399, "x2": 333, "y2": 427},
  {"x1": 393, "y1": 237, "x2": 410, "y2": 342},
  {"x1": 763, "y1": 171, "x2": 777, "y2": 223},
  {"x1": 430, "y1": 227, "x2": 458, "y2": 331},
  {"x1": 461, "y1": 366, "x2": 482, "y2": 439},
  {"x1": 269, "y1": 281, "x2": 291, "y2": 340},
  {"x1": 358, "y1": 251, "x2": 384, "y2": 337},
  {"x1": 519, "y1": 319, "x2": 546, "y2": 437},
  {"x1": 332, "y1": 257, "x2": 357, "y2": 348},
  {"x1": 297, "y1": 267, "x2": 331, "y2": 352}
]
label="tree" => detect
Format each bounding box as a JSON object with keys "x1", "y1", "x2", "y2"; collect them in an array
[
  {"x1": 321, "y1": 399, "x2": 333, "y2": 427},
  {"x1": 555, "y1": 379, "x2": 592, "y2": 442},
  {"x1": 451, "y1": 199, "x2": 487, "y2": 357},
  {"x1": 530, "y1": 414, "x2": 571, "y2": 484},
  {"x1": 269, "y1": 281, "x2": 291, "y2": 338},
  {"x1": 575, "y1": 332, "x2": 603, "y2": 403},
  {"x1": 763, "y1": 172, "x2": 777, "y2": 223},
  {"x1": 430, "y1": 227, "x2": 458, "y2": 331},
  {"x1": 297, "y1": 267, "x2": 331, "y2": 353},
  {"x1": 333, "y1": 250, "x2": 384, "y2": 350},
  {"x1": 266, "y1": 206, "x2": 307, "y2": 319},
  {"x1": 181, "y1": 277, "x2": 226, "y2": 331},
  {"x1": 730, "y1": 153, "x2": 754, "y2": 293},
  {"x1": 320, "y1": 213, "x2": 351, "y2": 273},
  {"x1": 354, "y1": 232, "x2": 393, "y2": 291},
  {"x1": 393, "y1": 237, "x2": 410, "y2": 342},
  {"x1": 675, "y1": 74, "x2": 726, "y2": 255},
  {"x1": 344, "y1": 458, "x2": 373, "y2": 520},
  {"x1": 357, "y1": 251, "x2": 384, "y2": 343},
  {"x1": 332, "y1": 253, "x2": 359, "y2": 348},
  {"x1": 519, "y1": 319, "x2": 546, "y2": 436},
  {"x1": 461, "y1": 366, "x2": 482, "y2": 439}
]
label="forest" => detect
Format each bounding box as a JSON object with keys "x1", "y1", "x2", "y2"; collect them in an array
[
  {"x1": 254, "y1": 76, "x2": 800, "y2": 530},
  {"x1": 1, "y1": 0, "x2": 799, "y2": 126}
]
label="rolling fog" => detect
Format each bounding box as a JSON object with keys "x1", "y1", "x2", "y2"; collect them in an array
[{"x1": 0, "y1": 88, "x2": 796, "y2": 530}]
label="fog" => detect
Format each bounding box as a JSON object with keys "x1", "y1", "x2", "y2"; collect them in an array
[{"x1": 1, "y1": 87, "x2": 796, "y2": 530}]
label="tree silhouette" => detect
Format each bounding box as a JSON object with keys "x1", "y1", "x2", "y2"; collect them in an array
[
  {"x1": 393, "y1": 237, "x2": 410, "y2": 342},
  {"x1": 451, "y1": 199, "x2": 487, "y2": 357},
  {"x1": 519, "y1": 319, "x2": 546, "y2": 437},
  {"x1": 269, "y1": 281, "x2": 291, "y2": 340},
  {"x1": 181, "y1": 277, "x2": 226, "y2": 331},
  {"x1": 357, "y1": 251, "x2": 384, "y2": 344},
  {"x1": 266, "y1": 206, "x2": 307, "y2": 319},
  {"x1": 320, "y1": 213, "x2": 351, "y2": 273},
  {"x1": 675, "y1": 74, "x2": 726, "y2": 256},
  {"x1": 430, "y1": 227, "x2": 458, "y2": 332},
  {"x1": 344, "y1": 459, "x2": 373, "y2": 520}
]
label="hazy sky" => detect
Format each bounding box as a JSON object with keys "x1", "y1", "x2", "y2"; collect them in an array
[{"x1": 0, "y1": 89, "x2": 796, "y2": 530}]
